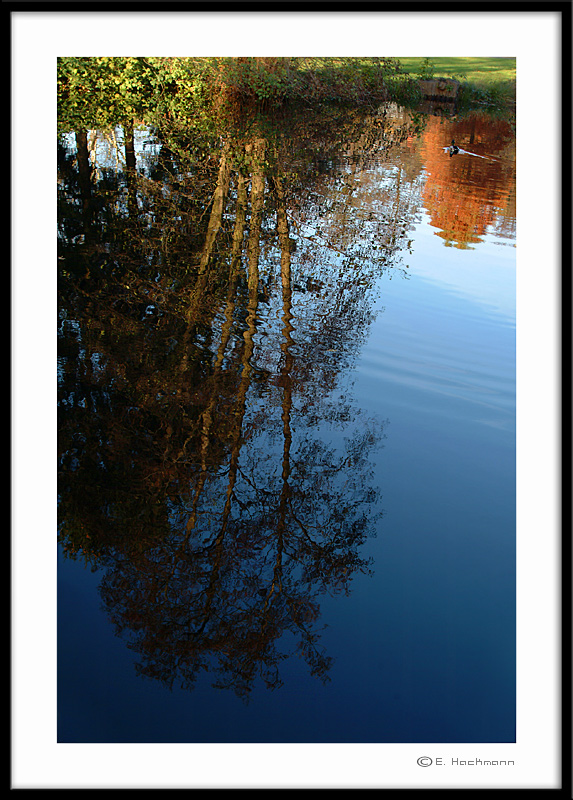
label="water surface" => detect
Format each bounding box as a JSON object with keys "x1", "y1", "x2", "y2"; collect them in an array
[{"x1": 58, "y1": 104, "x2": 516, "y2": 743}]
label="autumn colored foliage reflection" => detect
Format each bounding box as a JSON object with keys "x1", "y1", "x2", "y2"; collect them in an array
[{"x1": 420, "y1": 113, "x2": 516, "y2": 248}]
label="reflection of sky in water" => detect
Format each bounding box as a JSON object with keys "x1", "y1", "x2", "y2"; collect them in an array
[
  {"x1": 60, "y1": 127, "x2": 161, "y2": 175},
  {"x1": 358, "y1": 206, "x2": 514, "y2": 436},
  {"x1": 57, "y1": 108, "x2": 516, "y2": 745},
  {"x1": 412, "y1": 211, "x2": 515, "y2": 323},
  {"x1": 338, "y1": 168, "x2": 515, "y2": 743}
]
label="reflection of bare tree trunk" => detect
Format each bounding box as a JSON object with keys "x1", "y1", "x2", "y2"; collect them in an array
[
  {"x1": 198, "y1": 141, "x2": 232, "y2": 275},
  {"x1": 182, "y1": 141, "x2": 231, "y2": 333},
  {"x1": 157, "y1": 141, "x2": 234, "y2": 493},
  {"x1": 182, "y1": 173, "x2": 249, "y2": 544},
  {"x1": 256, "y1": 171, "x2": 329, "y2": 685},
  {"x1": 192, "y1": 145, "x2": 264, "y2": 638},
  {"x1": 124, "y1": 121, "x2": 138, "y2": 219},
  {"x1": 246, "y1": 139, "x2": 266, "y2": 297},
  {"x1": 389, "y1": 165, "x2": 401, "y2": 249},
  {"x1": 175, "y1": 141, "x2": 232, "y2": 390},
  {"x1": 216, "y1": 173, "x2": 248, "y2": 364}
]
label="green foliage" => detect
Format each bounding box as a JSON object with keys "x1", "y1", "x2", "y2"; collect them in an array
[
  {"x1": 456, "y1": 78, "x2": 516, "y2": 113},
  {"x1": 58, "y1": 57, "x2": 157, "y2": 132},
  {"x1": 57, "y1": 56, "x2": 515, "y2": 135},
  {"x1": 146, "y1": 57, "x2": 215, "y2": 120},
  {"x1": 217, "y1": 57, "x2": 294, "y2": 104},
  {"x1": 386, "y1": 76, "x2": 423, "y2": 107},
  {"x1": 416, "y1": 58, "x2": 436, "y2": 80}
]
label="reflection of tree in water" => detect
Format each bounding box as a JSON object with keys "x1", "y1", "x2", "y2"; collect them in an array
[
  {"x1": 100, "y1": 425, "x2": 381, "y2": 699},
  {"x1": 420, "y1": 112, "x2": 516, "y2": 248},
  {"x1": 57, "y1": 108, "x2": 423, "y2": 699}
]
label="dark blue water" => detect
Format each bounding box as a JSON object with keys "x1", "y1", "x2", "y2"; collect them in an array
[{"x1": 58, "y1": 109, "x2": 515, "y2": 745}]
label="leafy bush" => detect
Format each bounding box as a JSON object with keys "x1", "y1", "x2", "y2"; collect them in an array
[{"x1": 58, "y1": 57, "x2": 156, "y2": 132}]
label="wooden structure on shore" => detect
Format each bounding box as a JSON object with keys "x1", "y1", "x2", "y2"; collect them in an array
[{"x1": 418, "y1": 78, "x2": 460, "y2": 103}]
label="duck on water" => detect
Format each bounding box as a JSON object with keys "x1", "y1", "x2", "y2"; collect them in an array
[{"x1": 443, "y1": 139, "x2": 497, "y2": 161}]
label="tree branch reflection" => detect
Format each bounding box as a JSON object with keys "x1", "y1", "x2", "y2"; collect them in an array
[{"x1": 57, "y1": 109, "x2": 431, "y2": 699}]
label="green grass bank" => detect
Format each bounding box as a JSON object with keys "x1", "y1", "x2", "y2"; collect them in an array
[{"x1": 393, "y1": 57, "x2": 516, "y2": 109}]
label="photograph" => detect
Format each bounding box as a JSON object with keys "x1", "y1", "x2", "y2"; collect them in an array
[
  {"x1": 11, "y1": 5, "x2": 568, "y2": 791},
  {"x1": 55, "y1": 52, "x2": 518, "y2": 745}
]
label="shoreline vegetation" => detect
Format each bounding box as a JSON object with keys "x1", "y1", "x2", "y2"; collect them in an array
[{"x1": 57, "y1": 56, "x2": 516, "y2": 133}]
